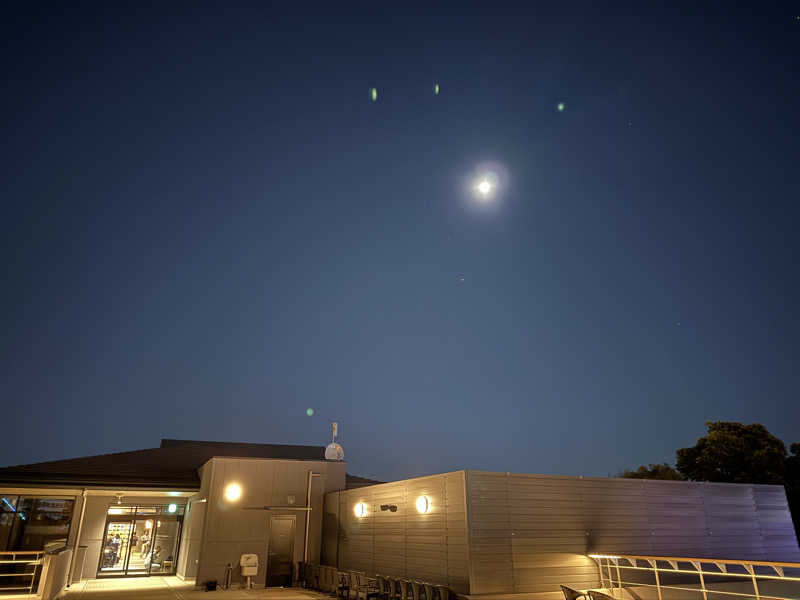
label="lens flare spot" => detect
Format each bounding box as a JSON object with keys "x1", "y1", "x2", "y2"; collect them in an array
[
  {"x1": 557, "y1": 102, "x2": 565, "y2": 112},
  {"x1": 306, "y1": 408, "x2": 314, "y2": 416},
  {"x1": 370, "y1": 88, "x2": 378, "y2": 102}
]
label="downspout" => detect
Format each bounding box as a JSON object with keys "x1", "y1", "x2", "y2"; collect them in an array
[
  {"x1": 66, "y1": 489, "x2": 88, "y2": 587},
  {"x1": 303, "y1": 471, "x2": 321, "y2": 563}
]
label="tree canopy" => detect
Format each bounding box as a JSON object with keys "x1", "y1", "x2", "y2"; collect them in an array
[
  {"x1": 620, "y1": 421, "x2": 799, "y2": 543},
  {"x1": 619, "y1": 463, "x2": 684, "y2": 480},
  {"x1": 675, "y1": 421, "x2": 786, "y2": 484}
]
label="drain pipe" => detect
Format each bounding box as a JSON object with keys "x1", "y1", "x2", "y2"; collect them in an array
[
  {"x1": 66, "y1": 489, "x2": 88, "y2": 587},
  {"x1": 303, "y1": 471, "x2": 321, "y2": 563}
]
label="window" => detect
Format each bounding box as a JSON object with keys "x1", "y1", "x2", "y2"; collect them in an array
[{"x1": 0, "y1": 497, "x2": 75, "y2": 551}]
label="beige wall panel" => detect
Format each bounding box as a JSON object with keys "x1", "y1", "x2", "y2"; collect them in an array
[
  {"x1": 195, "y1": 457, "x2": 344, "y2": 587},
  {"x1": 324, "y1": 471, "x2": 469, "y2": 594}
]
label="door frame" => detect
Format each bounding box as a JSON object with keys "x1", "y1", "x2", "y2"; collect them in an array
[
  {"x1": 265, "y1": 515, "x2": 296, "y2": 587},
  {"x1": 96, "y1": 517, "x2": 137, "y2": 577},
  {"x1": 96, "y1": 510, "x2": 184, "y2": 578}
]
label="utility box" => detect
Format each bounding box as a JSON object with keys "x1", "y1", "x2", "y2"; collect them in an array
[{"x1": 240, "y1": 554, "x2": 258, "y2": 577}]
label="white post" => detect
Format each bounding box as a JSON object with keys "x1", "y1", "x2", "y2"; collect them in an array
[
  {"x1": 648, "y1": 559, "x2": 662, "y2": 600},
  {"x1": 692, "y1": 562, "x2": 707, "y2": 600},
  {"x1": 67, "y1": 489, "x2": 88, "y2": 586}
]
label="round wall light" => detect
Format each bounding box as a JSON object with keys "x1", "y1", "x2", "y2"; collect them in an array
[
  {"x1": 354, "y1": 502, "x2": 368, "y2": 518},
  {"x1": 224, "y1": 482, "x2": 242, "y2": 502},
  {"x1": 167, "y1": 503, "x2": 177, "y2": 513},
  {"x1": 415, "y1": 495, "x2": 431, "y2": 514}
]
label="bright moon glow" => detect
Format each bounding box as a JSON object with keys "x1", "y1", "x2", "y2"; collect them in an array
[
  {"x1": 470, "y1": 164, "x2": 505, "y2": 203},
  {"x1": 224, "y1": 482, "x2": 242, "y2": 502}
]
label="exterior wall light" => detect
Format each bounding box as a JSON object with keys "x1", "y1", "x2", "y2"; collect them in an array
[
  {"x1": 415, "y1": 495, "x2": 431, "y2": 514},
  {"x1": 224, "y1": 482, "x2": 242, "y2": 502},
  {"x1": 354, "y1": 502, "x2": 368, "y2": 518},
  {"x1": 168, "y1": 504, "x2": 177, "y2": 513}
]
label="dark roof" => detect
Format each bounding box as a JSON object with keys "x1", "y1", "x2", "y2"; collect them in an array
[
  {"x1": 345, "y1": 473, "x2": 385, "y2": 489},
  {"x1": 0, "y1": 439, "x2": 327, "y2": 489}
]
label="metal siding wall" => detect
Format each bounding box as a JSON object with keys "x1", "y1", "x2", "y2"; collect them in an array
[
  {"x1": 754, "y1": 485, "x2": 800, "y2": 561},
  {"x1": 466, "y1": 471, "x2": 800, "y2": 599},
  {"x1": 326, "y1": 471, "x2": 469, "y2": 593}
]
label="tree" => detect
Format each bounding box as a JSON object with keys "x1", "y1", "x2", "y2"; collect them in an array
[
  {"x1": 675, "y1": 421, "x2": 786, "y2": 484},
  {"x1": 620, "y1": 463, "x2": 684, "y2": 480}
]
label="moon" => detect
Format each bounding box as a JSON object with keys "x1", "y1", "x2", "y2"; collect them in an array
[{"x1": 477, "y1": 179, "x2": 492, "y2": 195}]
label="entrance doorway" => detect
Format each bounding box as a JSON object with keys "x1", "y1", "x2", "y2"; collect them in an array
[
  {"x1": 266, "y1": 516, "x2": 295, "y2": 587},
  {"x1": 97, "y1": 504, "x2": 184, "y2": 578}
]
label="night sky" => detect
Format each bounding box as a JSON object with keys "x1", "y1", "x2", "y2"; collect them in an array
[{"x1": 2, "y1": 2, "x2": 799, "y2": 482}]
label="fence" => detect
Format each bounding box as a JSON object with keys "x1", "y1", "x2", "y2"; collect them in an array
[
  {"x1": 589, "y1": 554, "x2": 800, "y2": 600},
  {"x1": 0, "y1": 550, "x2": 44, "y2": 595}
]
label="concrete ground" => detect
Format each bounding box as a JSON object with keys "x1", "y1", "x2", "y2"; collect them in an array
[{"x1": 62, "y1": 577, "x2": 333, "y2": 600}]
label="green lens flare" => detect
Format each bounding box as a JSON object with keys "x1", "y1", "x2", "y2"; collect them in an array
[
  {"x1": 434, "y1": 83, "x2": 439, "y2": 95},
  {"x1": 370, "y1": 88, "x2": 378, "y2": 102},
  {"x1": 306, "y1": 408, "x2": 314, "y2": 416},
  {"x1": 557, "y1": 102, "x2": 565, "y2": 112}
]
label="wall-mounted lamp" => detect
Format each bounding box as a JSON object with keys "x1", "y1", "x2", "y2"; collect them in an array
[
  {"x1": 380, "y1": 504, "x2": 398, "y2": 512},
  {"x1": 354, "y1": 502, "x2": 368, "y2": 518},
  {"x1": 415, "y1": 495, "x2": 431, "y2": 514},
  {"x1": 224, "y1": 482, "x2": 242, "y2": 502}
]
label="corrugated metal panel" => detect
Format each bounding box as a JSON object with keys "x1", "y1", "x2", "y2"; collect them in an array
[
  {"x1": 324, "y1": 471, "x2": 469, "y2": 594},
  {"x1": 466, "y1": 471, "x2": 800, "y2": 597}
]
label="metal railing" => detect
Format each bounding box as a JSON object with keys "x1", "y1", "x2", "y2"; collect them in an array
[
  {"x1": 0, "y1": 550, "x2": 44, "y2": 595},
  {"x1": 589, "y1": 553, "x2": 800, "y2": 600}
]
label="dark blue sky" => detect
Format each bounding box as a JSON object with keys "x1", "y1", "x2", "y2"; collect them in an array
[{"x1": 2, "y1": 2, "x2": 799, "y2": 482}]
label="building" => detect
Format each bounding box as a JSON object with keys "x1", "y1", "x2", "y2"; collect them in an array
[
  {"x1": 0, "y1": 438, "x2": 348, "y2": 587},
  {"x1": 1, "y1": 438, "x2": 798, "y2": 598},
  {"x1": 323, "y1": 470, "x2": 800, "y2": 598}
]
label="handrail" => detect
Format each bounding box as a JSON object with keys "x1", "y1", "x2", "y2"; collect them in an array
[
  {"x1": 588, "y1": 553, "x2": 800, "y2": 600},
  {"x1": 0, "y1": 550, "x2": 44, "y2": 594},
  {"x1": 589, "y1": 553, "x2": 800, "y2": 570}
]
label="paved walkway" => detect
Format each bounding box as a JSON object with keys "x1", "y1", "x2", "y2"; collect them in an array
[{"x1": 63, "y1": 577, "x2": 331, "y2": 600}]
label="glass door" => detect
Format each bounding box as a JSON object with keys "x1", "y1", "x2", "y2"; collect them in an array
[
  {"x1": 149, "y1": 518, "x2": 181, "y2": 574},
  {"x1": 124, "y1": 519, "x2": 155, "y2": 575},
  {"x1": 97, "y1": 504, "x2": 185, "y2": 577},
  {"x1": 98, "y1": 520, "x2": 133, "y2": 575}
]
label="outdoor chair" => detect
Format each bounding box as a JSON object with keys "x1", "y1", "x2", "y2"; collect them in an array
[
  {"x1": 409, "y1": 581, "x2": 422, "y2": 600},
  {"x1": 388, "y1": 577, "x2": 402, "y2": 600},
  {"x1": 588, "y1": 591, "x2": 615, "y2": 600},
  {"x1": 337, "y1": 571, "x2": 351, "y2": 600},
  {"x1": 355, "y1": 572, "x2": 381, "y2": 600},
  {"x1": 398, "y1": 579, "x2": 410, "y2": 600},
  {"x1": 302, "y1": 563, "x2": 316, "y2": 589},
  {"x1": 375, "y1": 575, "x2": 390, "y2": 600},
  {"x1": 312, "y1": 564, "x2": 321, "y2": 590},
  {"x1": 435, "y1": 585, "x2": 450, "y2": 600},
  {"x1": 561, "y1": 586, "x2": 588, "y2": 600},
  {"x1": 423, "y1": 582, "x2": 435, "y2": 600}
]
